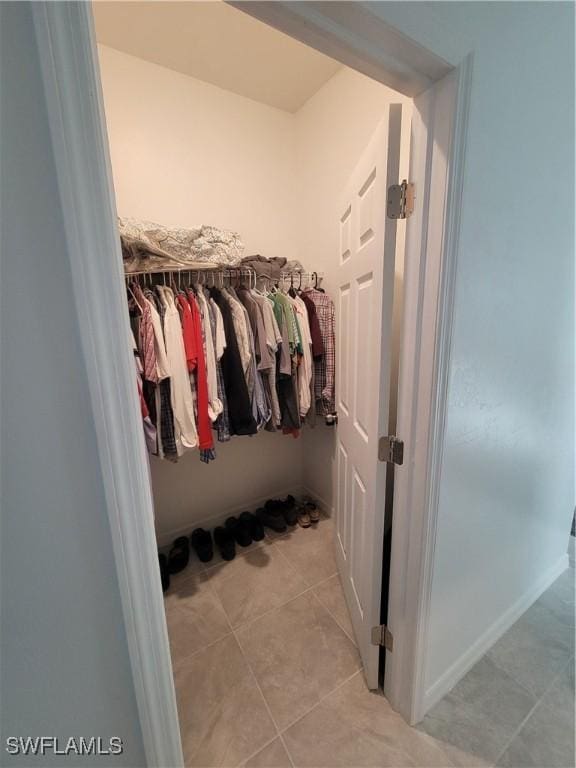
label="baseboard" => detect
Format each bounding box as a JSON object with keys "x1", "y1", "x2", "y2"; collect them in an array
[
  {"x1": 156, "y1": 484, "x2": 306, "y2": 548},
  {"x1": 421, "y1": 553, "x2": 570, "y2": 717}
]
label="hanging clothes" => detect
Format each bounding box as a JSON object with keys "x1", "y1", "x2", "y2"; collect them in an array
[
  {"x1": 208, "y1": 296, "x2": 232, "y2": 443},
  {"x1": 209, "y1": 287, "x2": 257, "y2": 436},
  {"x1": 126, "y1": 269, "x2": 335, "y2": 462},
  {"x1": 195, "y1": 288, "x2": 223, "y2": 422},
  {"x1": 144, "y1": 287, "x2": 178, "y2": 461},
  {"x1": 157, "y1": 285, "x2": 198, "y2": 453},
  {"x1": 302, "y1": 288, "x2": 335, "y2": 417},
  {"x1": 289, "y1": 294, "x2": 313, "y2": 418}
]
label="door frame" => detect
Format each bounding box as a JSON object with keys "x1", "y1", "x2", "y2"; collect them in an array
[{"x1": 31, "y1": 1, "x2": 472, "y2": 763}]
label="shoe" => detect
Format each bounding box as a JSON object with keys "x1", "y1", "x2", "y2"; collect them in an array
[
  {"x1": 226, "y1": 515, "x2": 252, "y2": 547},
  {"x1": 306, "y1": 501, "x2": 320, "y2": 523},
  {"x1": 256, "y1": 506, "x2": 287, "y2": 533},
  {"x1": 190, "y1": 528, "x2": 213, "y2": 563},
  {"x1": 159, "y1": 554, "x2": 170, "y2": 592},
  {"x1": 168, "y1": 536, "x2": 190, "y2": 574},
  {"x1": 239, "y1": 511, "x2": 264, "y2": 542},
  {"x1": 214, "y1": 526, "x2": 236, "y2": 560},
  {"x1": 297, "y1": 508, "x2": 311, "y2": 528},
  {"x1": 281, "y1": 495, "x2": 298, "y2": 526}
]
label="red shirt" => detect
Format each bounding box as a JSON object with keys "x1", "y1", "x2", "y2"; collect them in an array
[
  {"x1": 177, "y1": 294, "x2": 196, "y2": 372},
  {"x1": 185, "y1": 291, "x2": 213, "y2": 451}
]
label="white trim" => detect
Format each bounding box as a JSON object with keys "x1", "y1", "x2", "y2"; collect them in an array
[
  {"x1": 384, "y1": 54, "x2": 474, "y2": 725},
  {"x1": 229, "y1": 1, "x2": 452, "y2": 97},
  {"x1": 31, "y1": 4, "x2": 183, "y2": 766},
  {"x1": 422, "y1": 554, "x2": 569, "y2": 714}
]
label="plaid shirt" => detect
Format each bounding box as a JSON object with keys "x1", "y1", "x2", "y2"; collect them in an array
[{"x1": 303, "y1": 289, "x2": 335, "y2": 415}]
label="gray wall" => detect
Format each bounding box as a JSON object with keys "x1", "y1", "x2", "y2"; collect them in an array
[
  {"x1": 0, "y1": 4, "x2": 146, "y2": 764},
  {"x1": 371, "y1": 2, "x2": 575, "y2": 695}
]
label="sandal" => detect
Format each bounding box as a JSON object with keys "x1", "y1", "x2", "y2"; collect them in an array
[
  {"x1": 239, "y1": 511, "x2": 264, "y2": 542},
  {"x1": 168, "y1": 536, "x2": 190, "y2": 574},
  {"x1": 214, "y1": 526, "x2": 236, "y2": 561},
  {"x1": 306, "y1": 501, "x2": 320, "y2": 523},
  {"x1": 297, "y1": 507, "x2": 311, "y2": 528},
  {"x1": 190, "y1": 528, "x2": 214, "y2": 563},
  {"x1": 226, "y1": 515, "x2": 252, "y2": 547}
]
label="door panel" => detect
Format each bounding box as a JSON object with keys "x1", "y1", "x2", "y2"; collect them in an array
[{"x1": 334, "y1": 104, "x2": 403, "y2": 688}]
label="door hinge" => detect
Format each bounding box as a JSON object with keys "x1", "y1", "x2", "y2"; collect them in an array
[
  {"x1": 387, "y1": 180, "x2": 415, "y2": 220},
  {"x1": 371, "y1": 624, "x2": 394, "y2": 651},
  {"x1": 378, "y1": 435, "x2": 404, "y2": 465}
]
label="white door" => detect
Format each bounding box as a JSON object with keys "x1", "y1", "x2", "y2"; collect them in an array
[{"x1": 335, "y1": 104, "x2": 403, "y2": 688}]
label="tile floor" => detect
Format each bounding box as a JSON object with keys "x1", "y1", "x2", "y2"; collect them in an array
[
  {"x1": 420, "y1": 538, "x2": 575, "y2": 768},
  {"x1": 165, "y1": 518, "x2": 575, "y2": 767}
]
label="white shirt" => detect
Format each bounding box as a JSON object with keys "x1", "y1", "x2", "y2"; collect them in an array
[
  {"x1": 195, "y1": 287, "x2": 223, "y2": 421},
  {"x1": 157, "y1": 286, "x2": 198, "y2": 452},
  {"x1": 289, "y1": 294, "x2": 313, "y2": 417}
]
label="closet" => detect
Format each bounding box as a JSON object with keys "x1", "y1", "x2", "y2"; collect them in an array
[{"x1": 94, "y1": 2, "x2": 412, "y2": 764}]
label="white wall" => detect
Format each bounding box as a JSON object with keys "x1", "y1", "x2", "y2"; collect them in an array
[
  {"x1": 294, "y1": 67, "x2": 412, "y2": 510},
  {"x1": 0, "y1": 6, "x2": 146, "y2": 764},
  {"x1": 98, "y1": 45, "x2": 299, "y2": 261},
  {"x1": 368, "y1": 1, "x2": 575, "y2": 702},
  {"x1": 98, "y1": 45, "x2": 304, "y2": 542}
]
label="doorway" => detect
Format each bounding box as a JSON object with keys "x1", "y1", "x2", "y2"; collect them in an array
[{"x1": 31, "y1": 3, "x2": 468, "y2": 764}]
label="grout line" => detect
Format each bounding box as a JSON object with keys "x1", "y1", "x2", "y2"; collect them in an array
[
  {"x1": 238, "y1": 733, "x2": 281, "y2": 768},
  {"x1": 169, "y1": 536, "x2": 340, "y2": 648},
  {"x1": 233, "y1": 628, "x2": 295, "y2": 768},
  {"x1": 278, "y1": 668, "x2": 365, "y2": 737},
  {"x1": 229, "y1": 567, "x2": 339, "y2": 635},
  {"x1": 492, "y1": 654, "x2": 574, "y2": 765},
  {"x1": 234, "y1": 632, "x2": 363, "y2": 768},
  {"x1": 309, "y1": 588, "x2": 358, "y2": 648},
  {"x1": 167, "y1": 519, "x2": 346, "y2": 766},
  {"x1": 168, "y1": 628, "x2": 235, "y2": 666}
]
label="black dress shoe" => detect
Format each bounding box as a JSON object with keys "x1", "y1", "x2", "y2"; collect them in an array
[
  {"x1": 214, "y1": 526, "x2": 236, "y2": 560},
  {"x1": 168, "y1": 536, "x2": 190, "y2": 574},
  {"x1": 239, "y1": 511, "x2": 264, "y2": 542},
  {"x1": 190, "y1": 528, "x2": 213, "y2": 563},
  {"x1": 226, "y1": 515, "x2": 252, "y2": 547},
  {"x1": 281, "y1": 495, "x2": 298, "y2": 526},
  {"x1": 256, "y1": 506, "x2": 287, "y2": 533}
]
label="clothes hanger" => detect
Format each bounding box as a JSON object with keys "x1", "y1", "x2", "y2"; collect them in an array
[{"x1": 127, "y1": 280, "x2": 143, "y2": 312}]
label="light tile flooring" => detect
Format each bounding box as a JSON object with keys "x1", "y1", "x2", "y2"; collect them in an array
[
  {"x1": 420, "y1": 538, "x2": 575, "y2": 768},
  {"x1": 165, "y1": 519, "x2": 575, "y2": 767}
]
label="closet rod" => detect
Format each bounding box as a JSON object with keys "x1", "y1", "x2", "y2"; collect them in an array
[{"x1": 123, "y1": 266, "x2": 324, "y2": 279}]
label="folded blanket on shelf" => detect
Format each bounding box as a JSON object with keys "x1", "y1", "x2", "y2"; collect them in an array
[
  {"x1": 119, "y1": 217, "x2": 245, "y2": 272},
  {"x1": 240, "y1": 254, "x2": 287, "y2": 281}
]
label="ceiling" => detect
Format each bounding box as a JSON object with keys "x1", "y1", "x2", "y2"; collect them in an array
[{"x1": 93, "y1": 1, "x2": 342, "y2": 113}]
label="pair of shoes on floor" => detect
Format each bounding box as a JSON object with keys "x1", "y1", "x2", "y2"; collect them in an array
[
  {"x1": 214, "y1": 512, "x2": 265, "y2": 562},
  {"x1": 191, "y1": 528, "x2": 213, "y2": 563},
  {"x1": 168, "y1": 536, "x2": 190, "y2": 573},
  {"x1": 297, "y1": 501, "x2": 320, "y2": 528},
  {"x1": 257, "y1": 495, "x2": 297, "y2": 533}
]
